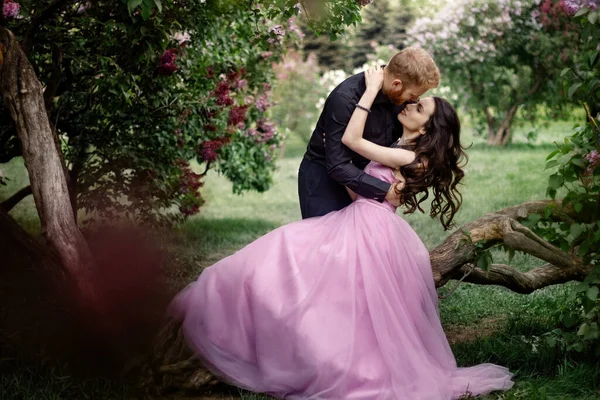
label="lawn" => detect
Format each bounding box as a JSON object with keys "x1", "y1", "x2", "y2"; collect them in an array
[{"x1": 1, "y1": 119, "x2": 599, "y2": 399}]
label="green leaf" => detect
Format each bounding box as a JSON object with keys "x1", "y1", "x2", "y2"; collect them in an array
[
  {"x1": 560, "y1": 67, "x2": 571, "y2": 77},
  {"x1": 575, "y1": 281, "x2": 589, "y2": 293},
  {"x1": 568, "y1": 82, "x2": 583, "y2": 98},
  {"x1": 571, "y1": 158, "x2": 586, "y2": 168},
  {"x1": 546, "y1": 149, "x2": 559, "y2": 160},
  {"x1": 545, "y1": 335, "x2": 557, "y2": 347},
  {"x1": 548, "y1": 174, "x2": 564, "y2": 190},
  {"x1": 127, "y1": 0, "x2": 143, "y2": 14},
  {"x1": 588, "y1": 11, "x2": 598, "y2": 24},
  {"x1": 153, "y1": 0, "x2": 162, "y2": 12},
  {"x1": 528, "y1": 213, "x2": 542, "y2": 225},
  {"x1": 575, "y1": 6, "x2": 590, "y2": 17},
  {"x1": 507, "y1": 248, "x2": 515, "y2": 263},
  {"x1": 577, "y1": 323, "x2": 590, "y2": 337},
  {"x1": 579, "y1": 240, "x2": 591, "y2": 257},
  {"x1": 563, "y1": 314, "x2": 579, "y2": 328},
  {"x1": 476, "y1": 251, "x2": 493, "y2": 271},
  {"x1": 141, "y1": 4, "x2": 152, "y2": 20},
  {"x1": 545, "y1": 160, "x2": 558, "y2": 170},
  {"x1": 574, "y1": 202, "x2": 583, "y2": 213},
  {"x1": 570, "y1": 223, "x2": 585, "y2": 239},
  {"x1": 586, "y1": 286, "x2": 599, "y2": 301},
  {"x1": 589, "y1": 51, "x2": 600, "y2": 68}
]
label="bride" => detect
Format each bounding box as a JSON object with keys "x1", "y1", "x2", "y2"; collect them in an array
[{"x1": 168, "y1": 66, "x2": 514, "y2": 399}]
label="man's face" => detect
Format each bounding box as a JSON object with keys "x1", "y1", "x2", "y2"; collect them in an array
[{"x1": 387, "y1": 83, "x2": 429, "y2": 106}]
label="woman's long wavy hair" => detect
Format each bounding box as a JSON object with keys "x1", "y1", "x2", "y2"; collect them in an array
[{"x1": 394, "y1": 97, "x2": 468, "y2": 230}]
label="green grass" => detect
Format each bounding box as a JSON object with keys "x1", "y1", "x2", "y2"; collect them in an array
[{"x1": 2, "y1": 119, "x2": 598, "y2": 399}]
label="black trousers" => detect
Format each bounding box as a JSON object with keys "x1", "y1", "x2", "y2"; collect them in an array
[{"x1": 298, "y1": 158, "x2": 352, "y2": 219}]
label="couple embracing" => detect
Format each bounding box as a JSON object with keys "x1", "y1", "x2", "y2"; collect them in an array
[{"x1": 169, "y1": 47, "x2": 515, "y2": 399}]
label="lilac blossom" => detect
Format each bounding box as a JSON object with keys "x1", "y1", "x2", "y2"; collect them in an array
[
  {"x1": 173, "y1": 31, "x2": 191, "y2": 46},
  {"x1": 3, "y1": 0, "x2": 20, "y2": 18}
]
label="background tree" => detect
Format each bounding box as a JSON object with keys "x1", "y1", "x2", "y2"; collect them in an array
[
  {"x1": 533, "y1": 0, "x2": 600, "y2": 353},
  {"x1": 0, "y1": 0, "x2": 300, "y2": 225},
  {"x1": 409, "y1": 0, "x2": 579, "y2": 145},
  {"x1": 0, "y1": 0, "x2": 364, "y2": 388},
  {"x1": 301, "y1": 0, "x2": 415, "y2": 72}
]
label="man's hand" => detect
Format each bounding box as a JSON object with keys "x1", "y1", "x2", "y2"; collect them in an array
[{"x1": 385, "y1": 185, "x2": 401, "y2": 207}]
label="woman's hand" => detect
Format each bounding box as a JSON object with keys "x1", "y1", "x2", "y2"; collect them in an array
[{"x1": 364, "y1": 66, "x2": 384, "y2": 93}]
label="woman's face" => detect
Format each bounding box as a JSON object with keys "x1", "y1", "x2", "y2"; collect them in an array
[{"x1": 397, "y1": 97, "x2": 436, "y2": 134}]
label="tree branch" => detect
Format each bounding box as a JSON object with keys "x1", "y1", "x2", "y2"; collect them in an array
[
  {"x1": 527, "y1": 74, "x2": 544, "y2": 97},
  {"x1": 1, "y1": 185, "x2": 32, "y2": 211},
  {"x1": 431, "y1": 200, "x2": 589, "y2": 289},
  {"x1": 459, "y1": 262, "x2": 593, "y2": 294}
]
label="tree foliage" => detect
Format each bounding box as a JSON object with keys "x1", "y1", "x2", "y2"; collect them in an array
[
  {"x1": 0, "y1": 0, "x2": 363, "y2": 224},
  {"x1": 531, "y1": 1, "x2": 600, "y2": 353},
  {"x1": 301, "y1": 0, "x2": 414, "y2": 72},
  {"x1": 409, "y1": 0, "x2": 579, "y2": 145}
]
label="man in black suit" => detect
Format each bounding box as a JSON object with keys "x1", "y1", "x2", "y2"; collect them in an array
[{"x1": 298, "y1": 47, "x2": 441, "y2": 218}]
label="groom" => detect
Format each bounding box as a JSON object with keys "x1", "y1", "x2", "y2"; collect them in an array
[{"x1": 298, "y1": 46, "x2": 440, "y2": 219}]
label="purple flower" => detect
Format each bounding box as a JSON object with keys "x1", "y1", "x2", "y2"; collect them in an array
[
  {"x1": 206, "y1": 66, "x2": 215, "y2": 78},
  {"x1": 288, "y1": 17, "x2": 305, "y2": 38},
  {"x1": 586, "y1": 149, "x2": 599, "y2": 165},
  {"x1": 77, "y1": 2, "x2": 91, "y2": 14},
  {"x1": 246, "y1": 128, "x2": 258, "y2": 137},
  {"x1": 257, "y1": 119, "x2": 276, "y2": 142},
  {"x1": 228, "y1": 106, "x2": 248, "y2": 126},
  {"x1": 214, "y1": 81, "x2": 230, "y2": 96},
  {"x1": 560, "y1": 0, "x2": 599, "y2": 15},
  {"x1": 158, "y1": 49, "x2": 178, "y2": 75},
  {"x1": 173, "y1": 31, "x2": 191, "y2": 46},
  {"x1": 216, "y1": 94, "x2": 234, "y2": 106},
  {"x1": 3, "y1": 0, "x2": 20, "y2": 18},
  {"x1": 255, "y1": 94, "x2": 270, "y2": 112},
  {"x1": 197, "y1": 140, "x2": 221, "y2": 162},
  {"x1": 584, "y1": 149, "x2": 600, "y2": 176},
  {"x1": 268, "y1": 25, "x2": 285, "y2": 37},
  {"x1": 237, "y1": 79, "x2": 248, "y2": 89},
  {"x1": 214, "y1": 81, "x2": 234, "y2": 106}
]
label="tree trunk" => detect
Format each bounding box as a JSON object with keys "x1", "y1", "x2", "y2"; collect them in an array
[
  {"x1": 486, "y1": 105, "x2": 518, "y2": 146},
  {"x1": 484, "y1": 107, "x2": 495, "y2": 139},
  {"x1": 0, "y1": 28, "x2": 96, "y2": 301},
  {"x1": 0, "y1": 208, "x2": 169, "y2": 377}
]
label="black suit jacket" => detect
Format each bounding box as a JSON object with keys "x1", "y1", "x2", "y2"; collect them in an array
[{"x1": 303, "y1": 72, "x2": 404, "y2": 202}]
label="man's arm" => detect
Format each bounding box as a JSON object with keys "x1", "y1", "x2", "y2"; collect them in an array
[{"x1": 323, "y1": 93, "x2": 391, "y2": 202}]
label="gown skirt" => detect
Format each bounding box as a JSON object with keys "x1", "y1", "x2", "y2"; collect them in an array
[{"x1": 169, "y1": 162, "x2": 514, "y2": 399}]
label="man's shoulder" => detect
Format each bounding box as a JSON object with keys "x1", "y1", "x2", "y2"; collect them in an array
[{"x1": 330, "y1": 72, "x2": 364, "y2": 101}]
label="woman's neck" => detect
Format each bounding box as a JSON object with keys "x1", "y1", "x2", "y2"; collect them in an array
[{"x1": 398, "y1": 130, "x2": 420, "y2": 146}]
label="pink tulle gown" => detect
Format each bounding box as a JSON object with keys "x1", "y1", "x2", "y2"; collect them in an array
[{"x1": 168, "y1": 162, "x2": 514, "y2": 399}]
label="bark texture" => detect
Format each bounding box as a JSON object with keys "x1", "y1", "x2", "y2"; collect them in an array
[{"x1": 0, "y1": 27, "x2": 96, "y2": 300}]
